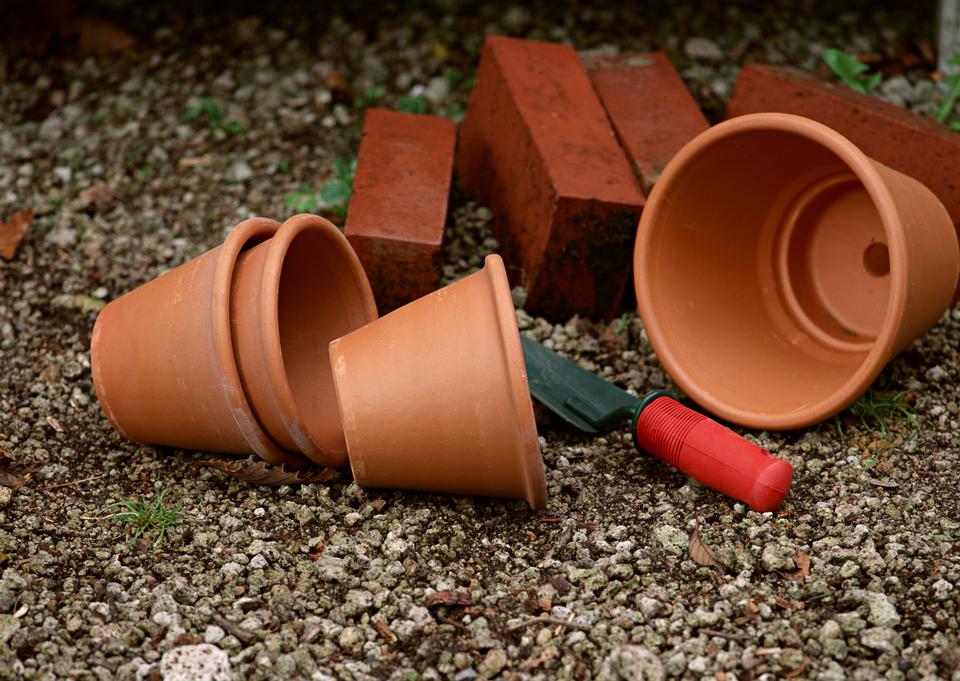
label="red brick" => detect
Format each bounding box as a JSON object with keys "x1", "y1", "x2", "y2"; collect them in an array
[
  {"x1": 584, "y1": 52, "x2": 709, "y2": 192},
  {"x1": 456, "y1": 36, "x2": 644, "y2": 320},
  {"x1": 728, "y1": 64, "x2": 960, "y2": 298},
  {"x1": 345, "y1": 108, "x2": 456, "y2": 313}
]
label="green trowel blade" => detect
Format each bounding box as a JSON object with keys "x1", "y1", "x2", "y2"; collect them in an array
[{"x1": 520, "y1": 335, "x2": 640, "y2": 434}]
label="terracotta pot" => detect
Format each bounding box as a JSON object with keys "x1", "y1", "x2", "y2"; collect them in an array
[
  {"x1": 230, "y1": 214, "x2": 378, "y2": 468},
  {"x1": 635, "y1": 113, "x2": 959, "y2": 430},
  {"x1": 329, "y1": 254, "x2": 547, "y2": 509},
  {"x1": 91, "y1": 218, "x2": 305, "y2": 467}
]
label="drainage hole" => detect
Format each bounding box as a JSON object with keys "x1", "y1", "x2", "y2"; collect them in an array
[{"x1": 863, "y1": 242, "x2": 890, "y2": 277}]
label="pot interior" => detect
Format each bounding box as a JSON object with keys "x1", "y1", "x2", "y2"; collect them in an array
[
  {"x1": 277, "y1": 228, "x2": 374, "y2": 453},
  {"x1": 641, "y1": 127, "x2": 896, "y2": 421}
]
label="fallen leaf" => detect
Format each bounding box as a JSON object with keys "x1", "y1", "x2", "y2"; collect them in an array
[
  {"x1": 80, "y1": 184, "x2": 119, "y2": 214},
  {"x1": 422, "y1": 591, "x2": 471, "y2": 608},
  {"x1": 76, "y1": 16, "x2": 135, "y2": 56},
  {"x1": 784, "y1": 550, "x2": 811, "y2": 580},
  {"x1": 366, "y1": 498, "x2": 386, "y2": 513},
  {"x1": 0, "y1": 450, "x2": 40, "y2": 490},
  {"x1": 689, "y1": 527, "x2": 725, "y2": 569},
  {"x1": 0, "y1": 210, "x2": 33, "y2": 260},
  {"x1": 46, "y1": 415, "x2": 65, "y2": 433},
  {"x1": 867, "y1": 477, "x2": 898, "y2": 488},
  {"x1": 193, "y1": 459, "x2": 333, "y2": 486},
  {"x1": 372, "y1": 617, "x2": 397, "y2": 644},
  {"x1": 773, "y1": 595, "x2": 804, "y2": 611}
]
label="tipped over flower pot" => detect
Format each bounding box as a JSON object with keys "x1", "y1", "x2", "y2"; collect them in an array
[
  {"x1": 634, "y1": 113, "x2": 959, "y2": 430},
  {"x1": 91, "y1": 215, "x2": 377, "y2": 466},
  {"x1": 329, "y1": 254, "x2": 548, "y2": 509}
]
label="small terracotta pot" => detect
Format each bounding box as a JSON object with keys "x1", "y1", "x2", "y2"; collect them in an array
[
  {"x1": 230, "y1": 214, "x2": 378, "y2": 468},
  {"x1": 91, "y1": 218, "x2": 305, "y2": 467},
  {"x1": 635, "y1": 113, "x2": 959, "y2": 430},
  {"x1": 329, "y1": 254, "x2": 547, "y2": 509}
]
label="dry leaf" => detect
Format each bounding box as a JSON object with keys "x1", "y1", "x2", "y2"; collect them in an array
[
  {"x1": 193, "y1": 458, "x2": 333, "y2": 486},
  {"x1": 867, "y1": 477, "x2": 898, "y2": 488},
  {"x1": 46, "y1": 415, "x2": 65, "y2": 433},
  {"x1": 784, "y1": 550, "x2": 811, "y2": 580},
  {"x1": 689, "y1": 527, "x2": 725, "y2": 569},
  {"x1": 372, "y1": 617, "x2": 397, "y2": 643},
  {"x1": 773, "y1": 595, "x2": 804, "y2": 611},
  {"x1": 0, "y1": 450, "x2": 40, "y2": 490},
  {"x1": 366, "y1": 498, "x2": 386, "y2": 513},
  {"x1": 80, "y1": 184, "x2": 119, "y2": 214},
  {"x1": 77, "y1": 16, "x2": 135, "y2": 56},
  {"x1": 422, "y1": 591, "x2": 471, "y2": 608},
  {"x1": 0, "y1": 210, "x2": 33, "y2": 260}
]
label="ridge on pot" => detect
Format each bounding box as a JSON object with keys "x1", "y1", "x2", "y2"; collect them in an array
[
  {"x1": 230, "y1": 214, "x2": 378, "y2": 468},
  {"x1": 634, "y1": 113, "x2": 959, "y2": 430},
  {"x1": 329, "y1": 254, "x2": 548, "y2": 509},
  {"x1": 91, "y1": 218, "x2": 306, "y2": 468}
]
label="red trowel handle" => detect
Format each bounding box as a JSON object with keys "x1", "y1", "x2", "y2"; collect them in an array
[{"x1": 632, "y1": 393, "x2": 793, "y2": 512}]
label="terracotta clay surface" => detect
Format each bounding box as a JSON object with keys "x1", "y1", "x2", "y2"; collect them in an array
[
  {"x1": 231, "y1": 214, "x2": 377, "y2": 468},
  {"x1": 330, "y1": 254, "x2": 547, "y2": 509},
  {"x1": 728, "y1": 64, "x2": 960, "y2": 299},
  {"x1": 91, "y1": 218, "x2": 305, "y2": 467},
  {"x1": 635, "y1": 113, "x2": 959, "y2": 430},
  {"x1": 583, "y1": 52, "x2": 709, "y2": 192},
  {"x1": 345, "y1": 109, "x2": 456, "y2": 313},
  {"x1": 456, "y1": 35, "x2": 644, "y2": 319}
]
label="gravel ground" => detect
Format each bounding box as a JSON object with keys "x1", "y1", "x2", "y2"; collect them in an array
[{"x1": 1, "y1": 2, "x2": 959, "y2": 679}]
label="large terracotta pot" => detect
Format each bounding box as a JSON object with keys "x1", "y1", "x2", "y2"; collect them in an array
[
  {"x1": 230, "y1": 214, "x2": 377, "y2": 467},
  {"x1": 91, "y1": 218, "x2": 305, "y2": 467},
  {"x1": 329, "y1": 254, "x2": 548, "y2": 509},
  {"x1": 635, "y1": 113, "x2": 959, "y2": 430}
]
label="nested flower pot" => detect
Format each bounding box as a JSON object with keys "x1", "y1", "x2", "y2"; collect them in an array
[
  {"x1": 91, "y1": 214, "x2": 377, "y2": 466},
  {"x1": 634, "y1": 113, "x2": 959, "y2": 430},
  {"x1": 329, "y1": 254, "x2": 548, "y2": 509}
]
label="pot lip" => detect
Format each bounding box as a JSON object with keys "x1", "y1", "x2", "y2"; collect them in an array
[
  {"x1": 258, "y1": 213, "x2": 378, "y2": 467},
  {"x1": 635, "y1": 112, "x2": 910, "y2": 430},
  {"x1": 90, "y1": 310, "x2": 128, "y2": 438},
  {"x1": 213, "y1": 218, "x2": 307, "y2": 468},
  {"x1": 482, "y1": 253, "x2": 548, "y2": 510}
]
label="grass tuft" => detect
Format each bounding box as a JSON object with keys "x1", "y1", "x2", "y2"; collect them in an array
[{"x1": 105, "y1": 491, "x2": 182, "y2": 548}]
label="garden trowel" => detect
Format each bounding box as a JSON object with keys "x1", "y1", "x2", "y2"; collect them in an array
[{"x1": 520, "y1": 335, "x2": 793, "y2": 512}]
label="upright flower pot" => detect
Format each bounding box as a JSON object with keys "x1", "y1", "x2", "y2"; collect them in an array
[
  {"x1": 91, "y1": 218, "x2": 305, "y2": 467},
  {"x1": 635, "y1": 113, "x2": 960, "y2": 430},
  {"x1": 230, "y1": 214, "x2": 378, "y2": 468},
  {"x1": 329, "y1": 254, "x2": 548, "y2": 509}
]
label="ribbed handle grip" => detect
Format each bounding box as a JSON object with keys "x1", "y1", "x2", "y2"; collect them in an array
[{"x1": 634, "y1": 396, "x2": 793, "y2": 512}]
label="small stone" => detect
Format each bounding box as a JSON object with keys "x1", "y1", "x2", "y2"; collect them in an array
[
  {"x1": 249, "y1": 554, "x2": 268, "y2": 570},
  {"x1": 822, "y1": 638, "x2": 847, "y2": 660},
  {"x1": 860, "y1": 626, "x2": 903, "y2": 654},
  {"x1": 160, "y1": 643, "x2": 231, "y2": 681},
  {"x1": 598, "y1": 645, "x2": 665, "y2": 681},
  {"x1": 862, "y1": 591, "x2": 900, "y2": 627},
  {"x1": 761, "y1": 543, "x2": 796, "y2": 572},
  {"x1": 653, "y1": 525, "x2": 688, "y2": 554},
  {"x1": 342, "y1": 589, "x2": 373, "y2": 617},
  {"x1": 220, "y1": 561, "x2": 244, "y2": 576},
  {"x1": 204, "y1": 625, "x2": 225, "y2": 644},
  {"x1": 819, "y1": 620, "x2": 842, "y2": 641},
  {"x1": 684, "y1": 37, "x2": 725, "y2": 62},
  {"x1": 836, "y1": 611, "x2": 866, "y2": 634},
  {"x1": 224, "y1": 159, "x2": 254, "y2": 183},
  {"x1": 0, "y1": 487, "x2": 11, "y2": 508},
  {"x1": 0, "y1": 614, "x2": 20, "y2": 643},
  {"x1": 925, "y1": 365, "x2": 948, "y2": 382},
  {"x1": 424, "y1": 76, "x2": 450, "y2": 105},
  {"x1": 477, "y1": 648, "x2": 507, "y2": 678}
]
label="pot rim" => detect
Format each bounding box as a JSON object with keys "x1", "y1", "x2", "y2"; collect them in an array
[
  {"x1": 635, "y1": 112, "x2": 910, "y2": 430},
  {"x1": 213, "y1": 218, "x2": 307, "y2": 467},
  {"x1": 258, "y1": 213, "x2": 378, "y2": 466},
  {"x1": 482, "y1": 254, "x2": 548, "y2": 509}
]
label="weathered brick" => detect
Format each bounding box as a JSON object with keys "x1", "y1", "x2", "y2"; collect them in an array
[
  {"x1": 345, "y1": 108, "x2": 456, "y2": 313},
  {"x1": 457, "y1": 36, "x2": 644, "y2": 319},
  {"x1": 728, "y1": 64, "x2": 960, "y2": 297},
  {"x1": 584, "y1": 52, "x2": 709, "y2": 192}
]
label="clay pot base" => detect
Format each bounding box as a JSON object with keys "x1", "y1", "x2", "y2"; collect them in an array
[
  {"x1": 232, "y1": 214, "x2": 378, "y2": 468},
  {"x1": 635, "y1": 113, "x2": 959, "y2": 429},
  {"x1": 776, "y1": 172, "x2": 889, "y2": 351}
]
